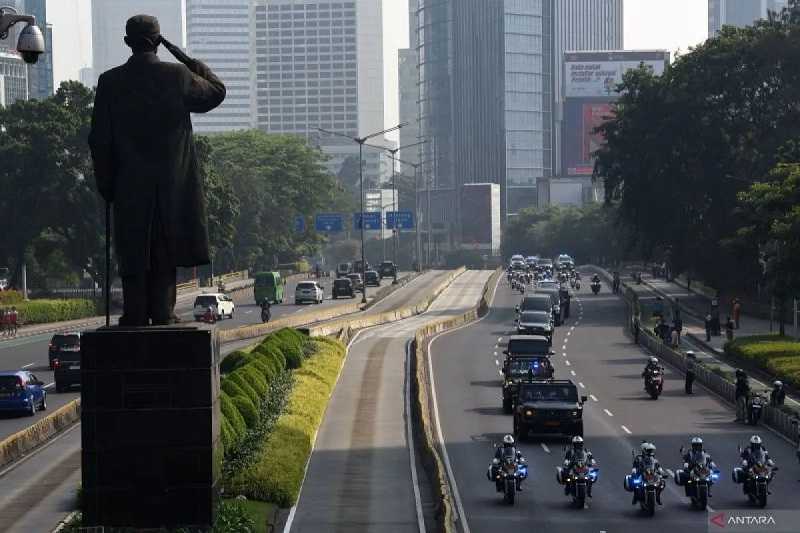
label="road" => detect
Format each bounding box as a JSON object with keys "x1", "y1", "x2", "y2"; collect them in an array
[
  {"x1": 0, "y1": 274, "x2": 405, "y2": 441},
  {"x1": 0, "y1": 270, "x2": 426, "y2": 532},
  {"x1": 289, "y1": 270, "x2": 493, "y2": 533},
  {"x1": 429, "y1": 272, "x2": 798, "y2": 533}
]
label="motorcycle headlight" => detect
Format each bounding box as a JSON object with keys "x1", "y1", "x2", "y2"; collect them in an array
[
  {"x1": 571, "y1": 410, "x2": 579, "y2": 417},
  {"x1": 544, "y1": 325, "x2": 552, "y2": 331},
  {"x1": 525, "y1": 409, "x2": 534, "y2": 417}
]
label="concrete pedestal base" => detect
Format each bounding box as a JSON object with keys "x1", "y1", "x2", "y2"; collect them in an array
[{"x1": 81, "y1": 325, "x2": 221, "y2": 529}]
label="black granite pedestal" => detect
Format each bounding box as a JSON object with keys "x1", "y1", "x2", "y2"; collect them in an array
[{"x1": 81, "y1": 325, "x2": 221, "y2": 529}]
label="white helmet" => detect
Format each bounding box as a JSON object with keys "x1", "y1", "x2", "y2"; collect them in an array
[
  {"x1": 749, "y1": 435, "x2": 762, "y2": 449},
  {"x1": 643, "y1": 442, "x2": 656, "y2": 456},
  {"x1": 572, "y1": 436, "x2": 584, "y2": 449},
  {"x1": 774, "y1": 380, "x2": 783, "y2": 387},
  {"x1": 691, "y1": 437, "x2": 703, "y2": 452},
  {"x1": 503, "y1": 434, "x2": 515, "y2": 446},
  {"x1": 649, "y1": 357, "x2": 659, "y2": 365}
]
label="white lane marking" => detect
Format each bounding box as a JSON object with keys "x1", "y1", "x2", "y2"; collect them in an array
[
  {"x1": 561, "y1": 352, "x2": 567, "y2": 357},
  {"x1": 495, "y1": 360, "x2": 500, "y2": 366},
  {"x1": 498, "y1": 370, "x2": 504, "y2": 376},
  {"x1": 22, "y1": 362, "x2": 34, "y2": 369},
  {"x1": 567, "y1": 331, "x2": 572, "y2": 336},
  {"x1": 621, "y1": 425, "x2": 632, "y2": 434},
  {"x1": 540, "y1": 443, "x2": 551, "y2": 454},
  {"x1": 603, "y1": 409, "x2": 614, "y2": 417},
  {"x1": 498, "y1": 337, "x2": 503, "y2": 342},
  {"x1": 578, "y1": 382, "x2": 585, "y2": 388},
  {"x1": 590, "y1": 395, "x2": 599, "y2": 402},
  {"x1": 44, "y1": 382, "x2": 54, "y2": 389},
  {"x1": 404, "y1": 340, "x2": 426, "y2": 532},
  {"x1": 570, "y1": 370, "x2": 576, "y2": 376},
  {"x1": 493, "y1": 351, "x2": 497, "y2": 356},
  {"x1": 570, "y1": 326, "x2": 575, "y2": 331},
  {"x1": 244, "y1": 310, "x2": 253, "y2": 314},
  {"x1": 565, "y1": 360, "x2": 571, "y2": 366},
  {"x1": 562, "y1": 344, "x2": 567, "y2": 350}
]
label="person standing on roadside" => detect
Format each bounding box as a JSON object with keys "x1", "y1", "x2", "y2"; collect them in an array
[
  {"x1": 735, "y1": 369, "x2": 751, "y2": 422},
  {"x1": 704, "y1": 313, "x2": 712, "y2": 342},
  {"x1": 770, "y1": 381, "x2": 785, "y2": 407},
  {"x1": 685, "y1": 351, "x2": 697, "y2": 395},
  {"x1": 725, "y1": 315, "x2": 735, "y2": 341},
  {"x1": 733, "y1": 298, "x2": 742, "y2": 329},
  {"x1": 671, "y1": 326, "x2": 679, "y2": 349}
]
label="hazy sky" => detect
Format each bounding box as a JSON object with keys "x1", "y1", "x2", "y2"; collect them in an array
[{"x1": 47, "y1": 0, "x2": 709, "y2": 129}]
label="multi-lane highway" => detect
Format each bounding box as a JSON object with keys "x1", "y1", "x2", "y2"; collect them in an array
[
  {"x1": 429, "y1": 272, "x2": 797, "y2": 533},
  {"x1": 288, "y1": 270, "x2": 493, "y2": 532}
]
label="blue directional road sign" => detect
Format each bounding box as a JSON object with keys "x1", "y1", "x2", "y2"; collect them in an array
[
  {"x1": 353, "y1": 212, "x2": 382, "y2": 230},
  {"x1": 386, "y1": 210, "x2": 414, "y2": 230},
  {"x1": 294, "y1": 215, "x2": 306, "y2": 233},
  {"x1": 315, "y1": 213, "x2": 344, "y2": 232}
]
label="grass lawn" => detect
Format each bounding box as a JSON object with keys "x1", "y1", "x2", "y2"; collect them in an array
[{"x1": 725, "y1": 334, "x2": 800, "y2": 387}]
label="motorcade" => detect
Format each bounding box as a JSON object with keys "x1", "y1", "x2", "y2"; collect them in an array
[
  {"x1": 513, "y1": 379, "x2": 587, "y2": 439},
  {"x1": 504, "y1": 335, "x2": 554, "y2": 358},
  {"x1": 536, "y1": 279, "x2": 560, "y2": 291},
  {"x1": 525, "y1": 256, "x2": 539, "y2": 269},
  {"x1": 347, "y1": 273, "x2": 364, "y2": 291},
  {"x1": 502, "y1": 353, "x2": 554, "y2": 413},
  {"x1": 536, "y1": 287, "x2": 563, "y2": 326},
  {"x1": 332, "y1": 278, "x2": 355, "y2": 299},
  {"x1": 515, "y1": 310, "x2": 553, "y2": 343},
  {"x1": 336, "y1": 262, "x2": 353, "y2": 277},
  {"x1": 625, "y1": 456, "x2": 670, "y2": 516},
  {"x1": 364, "y1": 270, "x2": 381, "y2": 287},
  {"x1": 378, "y1": 261, "x2": 397, "y2": 279},
  {"x1": 253, "y1": 271, "x2": 284, "y2": 304},
  {"x1": 489, "y1": 448, "x2": 528, "y2": 505},
  {"x1": 295, "y1": 281, "x2": 324, "y2": 304},
  {"x1": 536, "y1": 258, "x2": 554, "y2": 273},
  {"x1": 193, "y1": 293, "x2": 235, "y2": 321},
  {"x1": 48, "y1": 332, "x2": 81, "y2": 370},
  {"x1": 353, "y1": 260, "x2": 370, "y2": 274},
  {"x1": 556, "y1": 254, "x2": 575, "y2": 269},
  {"x1": 643, "y1": 367, "x2": 664, "y2": 399},
  {"x1": 509, "y1": 254, "x2": 525, "y2": 266},
  {"x1": 0, "y1": 371, "x2": 46, "y2": 415},
  {"x1": 516, "y1": 294, "x2": 552, "y2": 316}
]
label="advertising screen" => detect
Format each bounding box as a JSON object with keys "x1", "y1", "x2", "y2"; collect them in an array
[
  {"x1": 563, "y1": 51, "x2": 669, "y2": 99},
  {"x1": 562, "y1": 100, "x2": 614, "y2": 176}
]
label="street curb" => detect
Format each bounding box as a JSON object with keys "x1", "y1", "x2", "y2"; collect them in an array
[{"x1": 0, "y1": 399, "x2": 81, "y2": 470}]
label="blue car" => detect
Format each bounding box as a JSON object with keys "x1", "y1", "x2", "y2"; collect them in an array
[{"x1": 0, "y1": 371, "x2": 47, "y2": 416}]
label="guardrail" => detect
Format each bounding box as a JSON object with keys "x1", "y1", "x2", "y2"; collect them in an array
[
  {"x1": 0, "y1": 399, "x2": 81, "y2": 469},
  {"x1": 176, "y1": 279, "x2": 199, "y2": 294},
  {"x1": 591, "y1": 266, "x2": 800, "y2": 445}
]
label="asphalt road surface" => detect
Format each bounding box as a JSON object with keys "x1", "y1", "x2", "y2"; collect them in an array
[
  {"x1": 288, "y1": 270, "x2": 493, "y2": 533},
  {"x1": 0, "y1": 274, "x2": 404, "y2": 442},
  {"x1": 429, "y1": 272, "x2": 798, "y2": 533}
]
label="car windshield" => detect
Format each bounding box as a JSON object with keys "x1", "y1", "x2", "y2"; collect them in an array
[
  {"x1": 518, "y1": 384, "x2": 578, "y2": 402},
  {"x1": 520, "y1": 311, "x2": 549, "y2": 323},
  {"x1": 381, "y1": 262, "x2": 393, "y2": 267},
  {"x1": 366, "y1": 272, "x2": 378, "y2": 279},
  {"x1": 52, "y1": 335, "x2": 80, "y2": 347},
  {"x1": 194, "y1": 296, "x2": 217, "y2": 307},
  {"x1": 0, "y1": 376, "x2": 20, "y2": 392},
  {"x1": 256, "y1": 275, "x2": 275, "y2": 287},
  {"x1": 508, "y1": 339, "x2": 550, "y2": 355},
  {"x1": 537, "y1": 281, "x2": 558, "y2": 289},
  {"x1": 334, "y1": 280, "x2": 350, "y2": 287},
  {"x1": 297, "y1": 282, "x2": 316, "y2": 289},
  {"x1": 508, "y1": 358, "x2": 549, "y2": 375},
  {"x1": 538, "y1": 259, "x2": 553, "y2": 265},
  {"x1": 521, "y1": 298, "x2": 550, "y2": 312}
]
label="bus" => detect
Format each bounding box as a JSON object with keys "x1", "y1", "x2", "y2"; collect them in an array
[{"x1": 254, "y1": 272, "x2": 284, "y2": 304}]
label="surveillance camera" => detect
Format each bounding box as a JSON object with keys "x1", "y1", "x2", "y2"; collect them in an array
[{"x1": 17, "y1": 23, "x2": 44, "y2": 64}]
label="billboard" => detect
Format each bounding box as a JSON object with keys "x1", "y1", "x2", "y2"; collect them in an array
[
  {"x1": 564, "y1": 51, "x2": 669, "y2": 98},
  {"x1": 460, "y1": 183, "x2": 501, "y2": 253},
  {"x1": 562, "y1": 100, "x2": 614, "y2": 176}
]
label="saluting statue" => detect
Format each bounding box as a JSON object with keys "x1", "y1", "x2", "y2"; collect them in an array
[{"x1": 89, "y1": 15, "x2": 226, "y2": 326}]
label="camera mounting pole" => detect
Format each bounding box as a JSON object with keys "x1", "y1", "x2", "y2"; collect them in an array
[{"x1": 0, "y1": 6, "x2": 35, "y2": 40}]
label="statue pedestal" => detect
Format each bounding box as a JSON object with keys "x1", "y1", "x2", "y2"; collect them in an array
[{"x1": 81, "y1": 325, "x2": 221, "y2": 529}]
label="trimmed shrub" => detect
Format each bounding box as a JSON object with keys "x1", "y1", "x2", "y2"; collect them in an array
[
  {"x1": 725, "y1": 334, "x2": 800, "y2": 387},
  {"x1": 247, "y1": 356, "x2": 276, "y2": 383},
  {"x1": 221, "y1": 377, "x2": 249, "y2": 400},
  {"x1": 0, "y1": 290, "x2": 23, "y2": 305},
  {"x1": 226, "y1": 338, "x2": 346, "y2": 506},
  {"x1": 232, "y1": 394, "x2": 260, "y2": 429},
  {"x1": 236, "y1": 365, "x2": 269, "y2": 397},
  {"x1": 221, "y1": 350, "x2": 249, "y2": 374},
  {"x1": 15, "y1": 298, "x2": 97, "y2": 324},
  {"x1": 220, "y1": 391, "x2": 246, "y2": 441},
  {"x1": 220, "y1": 417, "x2": 235, "y2": 452},
  {"x1": 228, "y1": 372, "x2": 261, "y2": 406},
  {"x1": 255, "y1": 343, "x2": 287, "y2": 370}
]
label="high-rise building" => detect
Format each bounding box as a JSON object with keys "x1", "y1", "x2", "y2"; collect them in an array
[
  {"x1": 186, "y1": 0, "x2": 253, "y2": 133},
  {"x1": 397, "y1": 48, "x2": 418, "y2": 165},
  {"x1": 0, "y1": 48, "x2": 29, "y2": 105},
  {"x1": 92, "y1": 0, "x2": 184, "y2": 77},
  {"x1": 17, "y1": 0, "x2": 53, "y2": 99},
  {"x1": 552, "y1": 0, "x2": 623, "y2": 175},
  {"x1": 80, "y1": 67, "x2": 97, "y2": 89},
  {"x1": 709, "y1": 0, "x2": 788, "y2": 36}
]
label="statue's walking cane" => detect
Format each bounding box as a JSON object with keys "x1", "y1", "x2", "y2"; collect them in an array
[{"x1": 105, "y1": 201, "x2": 111, "y2": 327}]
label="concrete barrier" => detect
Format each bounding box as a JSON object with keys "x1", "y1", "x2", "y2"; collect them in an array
[{"x1": 0, "y1": 399, "x2": 81, "y2": 469}]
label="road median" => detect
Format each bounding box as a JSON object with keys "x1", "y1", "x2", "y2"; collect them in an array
[{"x1": 0, "y1": 399, "x2": 81, "y2": 469}]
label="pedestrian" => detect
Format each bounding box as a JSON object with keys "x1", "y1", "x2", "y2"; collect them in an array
[
  {"x1": 8, "y1": 306, "x2": 17, "y2": 337},
  {"x1": 633, "y1": 315, "x2": 640, "y2": 344},
  {"x1": 0, "y1": 308, "x2": 5, "y2": 338},
  {"x1": 563, "y1": 291, "x2": 571, "y2": 319},
  {"x1": 673, "y1": 298, "x2": 681, "y2": 321},
  {"x1": 671, "y1": 327, "x2": 680, "y2": 349},
  {"x1": 733, "y1": 298, "x2": 742, "y2": 329},
  {"x1": 685, "y1": 351, "x2": 696, "y2": 394},
  {"x1": 704, "y1": 313, "x2": 712, "y2": 342},
  {"x1": 735, "y1": 369, "x2": 750, "y2": 422},
  {"x1": 687, "y1": 274, "x2": 692, "y2": 292},
  {"x1": 725, "y1": 316, "x2": 735, "y2": 341}
]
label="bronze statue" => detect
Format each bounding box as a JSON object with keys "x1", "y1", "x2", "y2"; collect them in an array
[{"x1": 89, "y1": 15, "x2": 226, "y2": 326}]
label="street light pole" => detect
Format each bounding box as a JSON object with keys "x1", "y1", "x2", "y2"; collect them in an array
[
  {"x1": 317, "y1": 122, "x2": 407, "y2": 304},
  {"x1": 385, "y1": 140, "x2": 427, "y2": 275}
]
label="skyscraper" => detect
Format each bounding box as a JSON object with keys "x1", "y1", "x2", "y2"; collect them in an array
[
  {"x1": 708, "y1": 0, "x2": 789, "y2": 36},
  {"x1": 397, "y1": 0, "x2": 419, "y2": 166},
  {"x1": 92, "y1": 0, "x2": 184, "y2": 76},
  {"x1": 186, "y1": 0, "x2": 253, "y2": 133},
  {"x1": 0, "y1": 48, "x2": 28, "y2": 105}
]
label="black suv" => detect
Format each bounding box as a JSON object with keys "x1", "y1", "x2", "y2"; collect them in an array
[
  {"x1": 332, "y1": 278, "x2": 355, "y2": 299},
  {"x1": 378, "y1": 261, "x2": 397, "y2": 279},
  {"x1": 501, "y1": 354, "x2": 554, "y2": 413},
  {"x1": 54, "y1": 348, "x2": 81, "y2": 392},
  {"x1": 48, "y1": 332, "x2": 81, "y2": 370},
  {"x1": 364, "y1": 270, "x2": 381, "y2": 287},
  {"x1": 513, "y1": 380, "x2": 588, "y2": 440}
]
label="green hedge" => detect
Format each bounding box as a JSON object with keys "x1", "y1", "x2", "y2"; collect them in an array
[
  {"x1": 220, "y1": 391, "x2": 247, "y2": 440},
  {"x1": 221, "y1": 350, "x2": 249, "y2": 374},
  {"x1": 0, "y1": 290, "x2": 23, "y2": 305},
  {"x1": 725, "y1": 334, "x2": 800, "y2": 387},
  {"x1": 225, "y1": 337, "x2": 346, "y2": 507},
  {"x1": 232, "y1": 395, "x2": 260, "y2": 429},
  {"x1": 14, "y1": 298, "x2": 97, "y2": 324}
]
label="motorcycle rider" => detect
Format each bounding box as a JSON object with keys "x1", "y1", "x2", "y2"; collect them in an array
[
  {"x1": 740, "y1": 435, "x2": 775, "y2": 476},
  {"x1": 489, "y1": 434, "x2": 527, "y2": 491},
  {"x1": 260, "y1": 297, "x2": 272, "y2": 322},
  {"x1": 202, "y1": 305, "x2": 215, "y2": 323},
  {"x1": 642, "y1": 357, "x2": 664, "y2": 389},
  {"x1": 685, "y1": 351, "x2": 697, "y2": 394},
  {"x1": 682, "y1": 437, "x2": 717, "y2": 495},
  {"x1": 612, "y1": 271, "x2": 620, "y2": 293},
  {"x1": 562, "y1": 436, "x2": 596, "y2": 497},
  {"x1": 591, "y1": 273, "x2": 600, "y2": 284},
  {"x1": 770, "y1": 380, "x2": 786, "y2": 407},
  {"x1": 632, "y1": 442, "x2": 666, "y2": 505}
]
